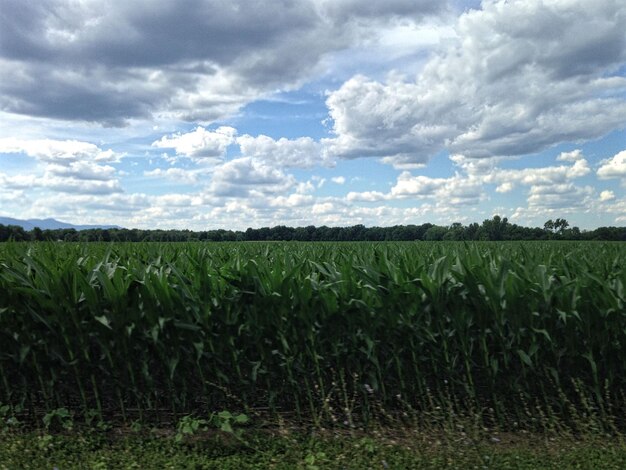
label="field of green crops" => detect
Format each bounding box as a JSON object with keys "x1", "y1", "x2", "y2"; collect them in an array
[{"x1": 0, "y1": 241, "x2": 624, "y2": 429}]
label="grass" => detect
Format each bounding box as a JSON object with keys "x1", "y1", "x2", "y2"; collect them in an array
[{"x1": 2, "y1": 426, "x2": 626, "y2": 469}]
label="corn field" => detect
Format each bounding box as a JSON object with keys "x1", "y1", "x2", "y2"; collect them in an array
[{"x1": 0, "y1": 241, "x2": 624, "y2": 427}]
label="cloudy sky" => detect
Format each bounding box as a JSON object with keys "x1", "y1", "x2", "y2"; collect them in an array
[{"x1": 0, "y1": 0, "x2": 624, "y2": 230}]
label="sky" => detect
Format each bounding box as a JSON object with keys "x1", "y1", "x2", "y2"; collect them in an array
[{"x1": 0, "y1": 0, "x2": 624, "y2": 231}]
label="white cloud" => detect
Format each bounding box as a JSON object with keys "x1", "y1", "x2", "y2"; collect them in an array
[
  {"x1": 47, "y1": 161, "x2": 117, "y2": 181},
  {"x1": 483, "y1": 159, "x2": 590, "y2": 187},
  {"x1": 38, "y1": 175, "x2": 123, "y2": 195},
  {"x1": 597, "y1": 150, "x2": 626, "y2": 179},
  {"x1": 295, "y1": 181, "x2": 316, "y2": 194},
  {"x1": 312, "y1": 202, "x2": 335, "y2": 214},
  {"x1": 269, "y1": 194, "x2": 314, "y2": 208},
  {"x1": 346, "y1": 152, "x2": 593, "y2": 213},
  {"x1": 439, "y1": 177, "x2": 484, "y2": 206},
  {"x1": 143, "y1": 167, "x2": 203, "y2": 185},
  {"x1": 152, "y1": 194, "x2": 203, "y2": 208},
  {"x1": 605, "y1": 198, "x2": 626, "y2": 223},
  {"x1": 323, "y1": 0, "x2": 626, "y2": 164},
  {"x1": 0, "y1": 0, "x2": 447, "y2": 125},
  {"x1": 0, "y1": 173, "x2": 38, "y2": 190},
  {"x1": 208, "y1": 157, "x2": 296, "y2": 197},
  {"x1": 331, "y1": 176, "x2": 346, "y2": 184},
  {"x1": 390, "y1": 173, "x2": 448, "y2": 197},
  {"x1": 526, "y1": 184, "x2": 593, "y2": 210},
  {"x1": 237, "y1": 134, "x2": 329, "y2": 168},
  {"x1": 0, "y1": 137, "x2": 123, "y2": 195},
  {"x1": 0, "y1": 137, "x2": 122, "y2": 163},
  {"x1": 600, "y1": 190, "x2": 615, "y2": 201},
  {"x1": 556, "y1": 149, "x2": 584, "y2": 162},
  {"x1": 323, "y1": 75, "x2": 447, "y2": 162},
  {"x1": 380, "y1": 156, "x2": 427, "y2": 170},
  {"x1": 346, "y1": 190, "x2": 387, "y2": 202},
  {"x1": 496, "y1": 182, "x2": 514, "y2": 193},
  {"x1": 152, "y1": 126, "x2": 236, "y2": 159}
]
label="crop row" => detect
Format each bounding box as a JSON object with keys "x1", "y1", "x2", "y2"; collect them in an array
[{"x1": 0, "y1": 241, "x2": 624, "y2": 426}]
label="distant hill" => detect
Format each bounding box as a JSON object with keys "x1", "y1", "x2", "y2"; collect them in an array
[{"x1": 0, "y1": 216, "x2": 122, "y2": 231}]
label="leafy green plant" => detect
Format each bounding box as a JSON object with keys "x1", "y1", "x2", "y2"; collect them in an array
[
  {"x1": 175, "y1": 415, "x2": 208, "y2": 443},
  {"x1": 84, "y1": 409, "x2": 111, "y2": 431},
  {"x1": 211, "y1": 410, "x2": 249, "y2": 436},
  {"x1": 174, "y1": 411, "x2": 250, "y2": 443},
  {"x1": 0, "y1": 403, "x2": 20, "y2": 429},
  {"x1": 42, "y1": 408, "x2": 73, "y2": 431},
  {"x1": 304, "y1": 450, "x2": 328, "y2": 470}
]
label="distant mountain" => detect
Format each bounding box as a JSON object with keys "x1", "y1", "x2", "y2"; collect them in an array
[{"x1": 0, "y1": 216, "x2": 122, "y2": 231}]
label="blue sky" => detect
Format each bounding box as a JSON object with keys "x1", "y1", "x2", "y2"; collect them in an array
[{"x1": 0, "y1": 0, "x2": 624, "y2": 230}]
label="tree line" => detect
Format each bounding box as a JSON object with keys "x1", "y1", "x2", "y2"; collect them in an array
[{"x1": 0, "y1": 216, "x2": 624, "y2": 242}]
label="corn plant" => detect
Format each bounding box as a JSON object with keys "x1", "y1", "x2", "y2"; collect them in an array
[{"x1": 0, "y1": 241, "x2": 624, "y2": 429}]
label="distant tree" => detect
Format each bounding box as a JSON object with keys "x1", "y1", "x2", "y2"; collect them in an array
[
  {"x1": 464, "y1": 222, "x2": 480, "y2": 240},
  {"x1": 31, "y1": 227, "x2": 44, "y2": 241},
  {"x1": 443, "y1": 222, "x2": 465, "y2": 241},
  {"x1": 423, "y1": 225, "x2": 448, "y2": 241},
  {"x1": 544, "y1": 219, "x2": 555, "y2": 232},
  {"x1": 3, "y1": 220, "x2": 625, "y2": 243},
  {"x1": 4, "y1": 225, "x2": 28, "y2": 241},
  {"x1": 0, "y1": 225, "x2": 10, "y2": 242},
  {"x1": 481, "y1": 215, "x2": 508, "y2": 240},
  {"x1": 554, "y1": 218, "x2": 569, "y2": 234}
]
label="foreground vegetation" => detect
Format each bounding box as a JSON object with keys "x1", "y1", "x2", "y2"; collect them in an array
[
  {"x1": 1, "y1": 241, "x2": 624, "y2": 434},
  {"x1": 3, "y1": 427, "x2": 626, "y2": 469}
]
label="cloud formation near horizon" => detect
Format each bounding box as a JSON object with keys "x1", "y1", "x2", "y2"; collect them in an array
[{"x1": 0, "y1": 0, "x2": 624, "y2": 229}]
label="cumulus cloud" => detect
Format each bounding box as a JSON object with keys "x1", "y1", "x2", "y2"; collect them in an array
[
  {"x1": 604, "y1": 198, "x2": 626, "y2": 223},
  {"x1": 556, "y1": 149, "x2": 584, "y2": 162},
  {"x1": 346, "y1": 190, "x2": 387, "y2": 202},
  {"x1": 269, "y1": 194, "x2": 314, "y2": 208},
  {"x1": 0, "y1": 173, "x2": 38, "y2": 190},
  {"x1": 47, "y1": 161, "x2": 116, "y2": 181},
  {"x1": 526, "y1": 183, "x2": 593, "y2": 210},
  {"x1": 597, "y1": 150, "x2": 626, "y2": 179},
  {"x1": 345, "y1": 170, "x2": 487, "y2": 208},
  {"x1": 0, "y1": 0, "x2": 447, "y2": 125},
  {"x1": 0, "y1": 170, "x2": 122, "y2": 195},
  {"x1": 323, "y1": 0, "x2": 626, "y2": 164},
  {"x1": 295, "y1": 181, "x2": 316, "y2": 194},
  {"x1": 323, "y1": 75, "x2": 448, "y2": 162},
  {"x1": 38, "y1": 175, "x2": 123, "y2": 195},
  {"x1": 600, "y1": 190, "x2": 615, "y2": 201},
  {"x1": 495, "y1": 182, "x2": 514, "y2": 193},
  {"x1": 237, "y1": 134, "x2": 328, "y2": 168},
  {"x1": 152, "y1": 126, "x2": 236, "y2": 159},
  {"x1": 27, "y1": 193, "x2": 150, "y2": 223},
  {"x1": 143, "y1": 167, "x2": 203, "y2": 185},
  {"x1": 312, "y1": 202, "x2": 336, "y2": 215},
  {"x1": 483, "y1": 159, "x2": 591, "y2": 187},
  {"x1": 0, "y1": 138, "x2": 122, "y2": 163},
  {"x1": 472, "y1": 154, "x2": 592, "y2": 211},
  {"x1": 208, "y1": 157, "x2": 296, "y2": 197},
  {"x1": 391, "y1": 173, "x2": 448, "y2": 197},
  {"x1": 347, "y1": 151, "x2": 593, "y2": 212},
  {"x1": 0, "y1": 137, "x2": 123, "y2": 194}
]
